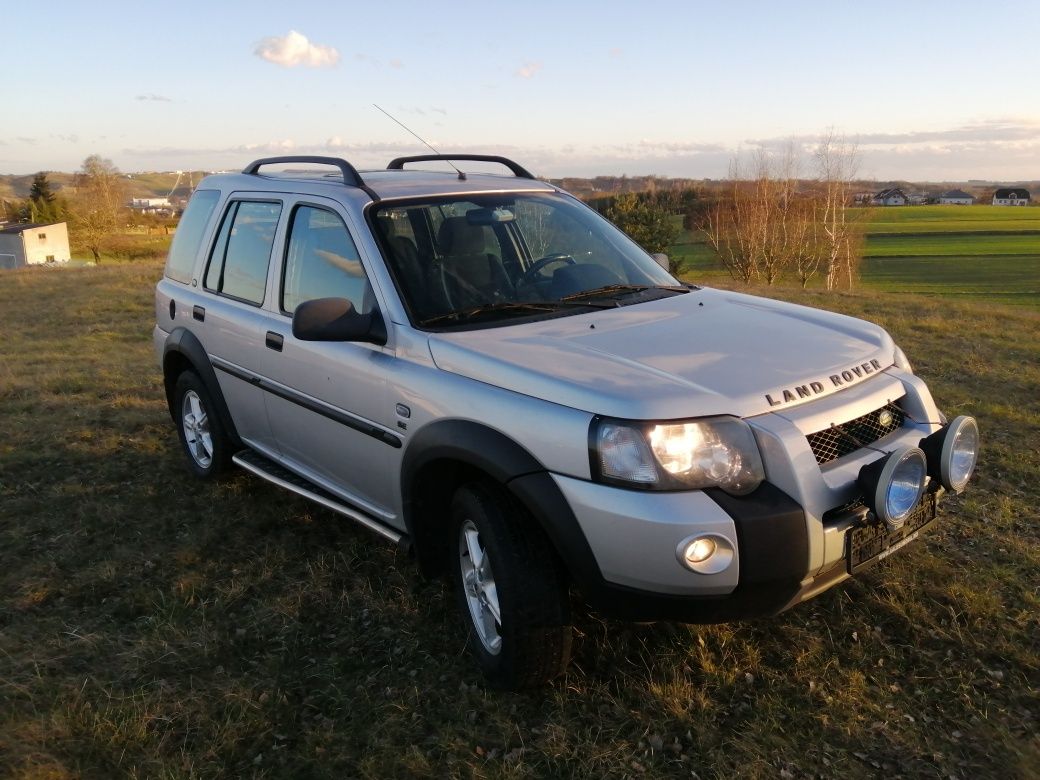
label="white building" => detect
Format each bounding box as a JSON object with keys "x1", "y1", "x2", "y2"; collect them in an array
[
  {"x1": 992, "y1": 188, "x2": 1031, "y2": 206},
  {"x1": 0, "y1": 222, "x2": 71, "y2": 270},
  {"x1": 130, "y1": 197, "x2": 173, "y2": 215},
  {"x1": 939, "y1": 189, "x2": 974, "y2": 205}
]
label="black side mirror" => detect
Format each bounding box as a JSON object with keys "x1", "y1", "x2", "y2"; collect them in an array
[{"x1": 292, "y1": 297, "x2": 387, "y2": 345}]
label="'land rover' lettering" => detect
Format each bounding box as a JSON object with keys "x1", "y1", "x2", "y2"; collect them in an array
[{"x1": 767, "y1": 360, "x2": 884, "y2": 406}]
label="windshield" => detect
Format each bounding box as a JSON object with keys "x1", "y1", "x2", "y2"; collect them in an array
[{"x1": 371, "y1": 192, "x2": 684, "y2": 327}]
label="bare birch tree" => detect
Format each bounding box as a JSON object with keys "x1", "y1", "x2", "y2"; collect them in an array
[
  {"x1": 815, "y1": 131, "x2": 862, "y2": 290},
  {"x1": 788, "y1": 195, "x2": 824, "y2": 288},
  {"x1": 704, "y1": 146, "x2": 800, "y2": 286}
]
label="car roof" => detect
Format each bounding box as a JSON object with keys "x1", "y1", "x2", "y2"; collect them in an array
[{"x1": 196, "y1": 166, "x2": 558, "y2": 205}]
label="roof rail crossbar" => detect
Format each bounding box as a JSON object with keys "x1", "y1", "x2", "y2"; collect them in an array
[
  {"x1": 243, "y1": 156, "x2": 370, "y2": 190},
  {"x1": 386, "y1": 154, "x2": 535, "y2": 180}
]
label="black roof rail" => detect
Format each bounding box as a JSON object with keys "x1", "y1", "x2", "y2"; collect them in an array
[
  {"x1": 243, "y1": 156, "x2": 379, "y2": 200},
  {"x1": 386, "y1": 154, "x2": 536, "y2": 180}
]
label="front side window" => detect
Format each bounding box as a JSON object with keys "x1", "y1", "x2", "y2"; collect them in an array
[
  {"x1": 282, "y1": 206, "x2": 371, "y2": 315},
  {"x1": 204, "y1": 201, "x2": 281, "y2": 305},
  {"x1": 372, "y1": 192, "x2": 683, "y2": 328}
]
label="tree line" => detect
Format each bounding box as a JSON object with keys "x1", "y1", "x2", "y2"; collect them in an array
[{"x1": 4, "y1": 139, "x2": 865, "y2": 284}]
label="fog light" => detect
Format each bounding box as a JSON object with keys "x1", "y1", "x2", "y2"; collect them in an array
[
  {"x1": 858, "y1": 447, "x2": 928, "y2": 531},
  {"x1": 920, "y1": 415, "x2": 979, "y2": 494},
  {"x1": 684, "y1": 537, "x2": 717, "y2": 564},
  {"x1": 676, "y1": 534, "x2": 734, "y2": 575}
]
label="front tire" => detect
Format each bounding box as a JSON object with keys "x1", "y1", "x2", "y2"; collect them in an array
[
  {"x1": 450, "y1": 483, "x2": 572, "y2": 689},
  {"x1": 173, "y1": 371, "x2": 231, "y2": 479}
]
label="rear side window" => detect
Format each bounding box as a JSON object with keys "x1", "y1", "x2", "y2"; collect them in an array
[
  {"x1": 204, "y1": 201, "x2": 282, "y2": 305},
  {"x1": 281, "y1": 206, "x2": 371, "y2": 314},
  {"x1": 164, "y1": 189, "x2": 219, "y2": 284}
]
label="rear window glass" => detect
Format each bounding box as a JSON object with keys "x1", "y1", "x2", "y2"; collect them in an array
[
  {"x1": 164, "y1": 189, "x2": 219, "y2": 284},
  {"x1": 204, "y1": 201, "x2": 281, "y2": 305}
]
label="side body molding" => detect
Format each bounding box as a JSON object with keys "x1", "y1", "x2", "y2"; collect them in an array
[
  {"x1": 162, "y1": 326, "x2": 243, "y2": 449},
  {"x1": 400, "y1": 419, "x2": 603, "y2": 592}
]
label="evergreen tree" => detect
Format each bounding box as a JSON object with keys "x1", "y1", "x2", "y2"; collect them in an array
[
  {"x1": 604, "y1": 192, "x2": 679, "y2": 255},
  {"x1": 27, "y1": 172, "x2": 65, "y2": 223}
]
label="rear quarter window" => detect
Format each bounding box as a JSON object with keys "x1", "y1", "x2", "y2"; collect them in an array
[{"x1": 164, "y1": 189, "x2": 220, "y2": 284}]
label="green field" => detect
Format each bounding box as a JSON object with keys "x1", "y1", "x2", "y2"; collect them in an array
[
  {"x1": 863, "y1": 234, "x2": 1040, "y2": 257},
  {"x1": 673, "y1": 205, "x2": 1040, "y2": 309},
  {"x1": 1, "y1": 262, "x2": 1037, "y2": 778},
  {"x1": 861, "y1": 204, "x2": 1040, "y2": 234}
]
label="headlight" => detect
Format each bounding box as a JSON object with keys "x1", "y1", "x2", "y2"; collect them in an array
[
  {"x1": 592, "y1": 416, "x2": 765, "y2": 495},
  {"x1": 920, "y1": 415, "x2": 979, "y2": 494}
]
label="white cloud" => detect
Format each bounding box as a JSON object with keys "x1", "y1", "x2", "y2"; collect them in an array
[
  {"x1": 255, "y1": 30, "x2": 340, "y2": 68},
  {"x1": 515, "y1": 61, "x2": 543, "y2": 79},
  {"x1": 135, "y1": 93, "x2": 172, "y2": 102},
  {"x1": 242, "y1": 139, "x2": 297, "y2": 152}
]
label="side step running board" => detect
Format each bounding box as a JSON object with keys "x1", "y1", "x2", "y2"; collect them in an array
[{"x1": 232, "y1": 450, "x2": 408, "y2": 547}]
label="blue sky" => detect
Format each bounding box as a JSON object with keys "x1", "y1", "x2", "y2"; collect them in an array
[{"x1": 3, "y1": 0, "x2": 1038, "y2": 181}]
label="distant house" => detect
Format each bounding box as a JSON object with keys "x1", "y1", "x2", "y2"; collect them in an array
[
  {"x1": 992, "y1": 188, "x2": 1031, "y2": 206},
  {"x1": 0, "y1": 222, "x2": 71, "y2": 270},
  {"x1": 872, "y1": 187, "x2": 908, "y2": 206},
  {"x1": 940, "y1": 189, "x2": 974, "y2": 205}
]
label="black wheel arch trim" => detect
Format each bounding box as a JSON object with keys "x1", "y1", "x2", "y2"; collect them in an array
[
  {"x1": 400, "y1": 419, "x2": 604, "y2": 591},
  {"x1": 162, "y1": 327, "x2": 243, "y2": 449}
]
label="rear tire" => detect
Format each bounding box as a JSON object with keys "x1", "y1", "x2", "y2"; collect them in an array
[
  {"x1": 173, "y1": 371, "x2": 232, "y2": 479},
  {"x1": 450, "y1": 482, "x2": 572, "y2": 689}
]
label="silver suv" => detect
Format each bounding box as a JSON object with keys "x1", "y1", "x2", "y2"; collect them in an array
[{"x1": 154, "y1": 154, "x2": 979, "y2": 688}]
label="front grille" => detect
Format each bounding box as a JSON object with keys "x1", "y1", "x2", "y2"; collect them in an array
[{"x1": 807, "y1": 402, "x2": 905, "y2": 465}]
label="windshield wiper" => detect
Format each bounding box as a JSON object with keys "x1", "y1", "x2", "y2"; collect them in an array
[
  {"x1": 560, "y1": 284, "x2": 689, "y2": 302},
  {"x1": 419, "y1": 301, "x2": 569, "y2": 327},
  {"x1": 419, "y1": 296, "x2": 626, "y2": 327}
]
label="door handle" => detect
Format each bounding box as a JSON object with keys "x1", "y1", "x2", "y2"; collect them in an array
[
  {"x1": 192, "y1": 305, "x2": 205, "y2": 322},
  {"x1": 265, "y1": 331, "x2": 284, "y2": 352}
]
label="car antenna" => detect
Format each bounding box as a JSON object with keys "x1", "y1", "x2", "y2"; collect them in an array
[{"x1": 373, "y1": 103, "x2": 466, "y2": 180}]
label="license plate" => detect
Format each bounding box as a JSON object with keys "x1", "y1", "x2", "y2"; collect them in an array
[{"x1": 847, "y1": 493, "x2": 937, "y2": 573}]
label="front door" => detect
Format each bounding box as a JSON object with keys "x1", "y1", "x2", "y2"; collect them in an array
[{"x1": 259, "y1": 199, "x2": 400, "y2": 522}]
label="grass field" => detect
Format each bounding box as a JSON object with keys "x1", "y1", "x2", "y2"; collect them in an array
[
  {"x1": 863, "y1": 234, "x2": 1040, "y2": 257},
  {"x1": 862, "y1": 205, "x2": 1040, "y2": 235},
  {"x1": 672, "y1": 205, "x2": 1040, "y2": 309},
  {"x1": 1, "y1": 261, "x2": 1037, "y2": 778}
]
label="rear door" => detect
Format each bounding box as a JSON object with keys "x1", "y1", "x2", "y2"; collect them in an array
[
  {"x1": 198, "y1": 196, "x2": 284, "y2": 452},
  {"x1": 259, "y1": 197, "x2": 400, "y2": 520}
]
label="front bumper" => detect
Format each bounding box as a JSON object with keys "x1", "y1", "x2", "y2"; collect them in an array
[
  {"x1": 553, "y1": 474, "x2": 812, "y2": 622},
  {"x1": 546, "y1": 370, "x2": 952, "y2": 623}
]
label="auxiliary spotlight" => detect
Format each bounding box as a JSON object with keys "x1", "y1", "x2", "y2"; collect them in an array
[
  {"x1": 919, "y1": 415, "x2": 979, "y2": 494},
  {"x1": 858, "y1": 447, "x2": 928, "y2": 532}
]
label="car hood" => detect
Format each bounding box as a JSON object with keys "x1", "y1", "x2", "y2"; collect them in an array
[{"x1": 427, "y1": 287, "x2": 897, "y2": 420}]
